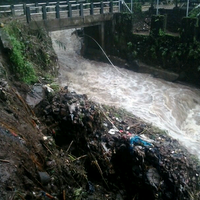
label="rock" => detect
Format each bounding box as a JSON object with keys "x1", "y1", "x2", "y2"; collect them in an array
[
  {"x1": 116, "y1": 193, "x2": 123, "y2": 200},
  {"x1": 0, "y1": 29, "x2": 12, "y2": 51},
  {"x1": 0, "y1": 62, "x2": 6, "y2": 78},
  {"x1": 38, "y1": 171, "x2": 51, "y2": 186},
  {"x1": 26, "y1": 84, "x2": 45, "y2": 108}
]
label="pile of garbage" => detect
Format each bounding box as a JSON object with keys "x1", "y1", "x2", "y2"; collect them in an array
[{"x1": 35, "y1": 86, "x2": 200, "y2": 200}]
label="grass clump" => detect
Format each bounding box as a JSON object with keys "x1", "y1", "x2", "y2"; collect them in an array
[
  {"x1": 9, "y1": 35, "x2": 37, "y2": 84},
  {"x1": 50, "y1": 82, "x2": 60, "y2": 92}
]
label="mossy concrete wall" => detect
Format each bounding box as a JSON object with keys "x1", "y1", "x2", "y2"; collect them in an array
[
  {"x1": 84, "y1": 13, "x2": 200, "y2": 85},
  {"x1": 108, "y1": 14, "x2": 200, "y2": 85},
  {"x1": 180, "y1": 17, "x2": 198, "y2": 42}
]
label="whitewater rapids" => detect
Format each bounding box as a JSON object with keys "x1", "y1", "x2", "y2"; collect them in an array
[{"x1": 50, "y1": 29, "x2": 200, "y2": 160}]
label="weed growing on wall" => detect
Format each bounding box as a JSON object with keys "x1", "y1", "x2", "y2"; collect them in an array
[{"x1": 189, "y1": 5, "x2": 200, "y2": 18}]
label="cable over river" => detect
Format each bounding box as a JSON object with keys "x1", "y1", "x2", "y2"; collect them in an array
[{"x1": 50, "y1": 29, "x2": 200, "y2": 160}]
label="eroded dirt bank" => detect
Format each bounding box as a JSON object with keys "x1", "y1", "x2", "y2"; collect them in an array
[{"x1": 0, "y1": 78, "x2": 199, "y2": 199}]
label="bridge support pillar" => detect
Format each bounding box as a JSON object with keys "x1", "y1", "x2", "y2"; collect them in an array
[{"x1": 99, "y1": 23, "x2": 105, "y2": 50}]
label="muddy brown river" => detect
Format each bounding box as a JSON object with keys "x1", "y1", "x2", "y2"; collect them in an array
[{"x1": 50, "y1": 29, "x2": 200, "y2": 160}]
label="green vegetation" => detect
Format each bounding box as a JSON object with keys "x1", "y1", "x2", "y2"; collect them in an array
[
  {"x1": 125, "y1": 2, "x2": 142, "y2": 13},
  {"x1": 9, "y1": 34, "x2": 37, "y2": 84},
  {"x1": 4, "y1": 21, "x2": 57, "y2": 84},
  {"x1": 127, "y1": 33, "x2": 200, "y2": 76},
  {"x1": 113, "y1": 13, "x2": 200, "y2": 84},
  {"x1": 133, "y1": 2, "x2": 142, "y2": 13},
  {"x1": 50, "y1": 82, "x2": 60, "y2": 92},
  {"x1": 189, "y1": 5, "x2": 200, "y2": 18}
]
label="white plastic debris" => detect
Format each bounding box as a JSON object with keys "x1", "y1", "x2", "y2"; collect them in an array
[
  {"x1": 43, "y1": 84, "x2": 54, "y2": 93},
  {"x1": 43, "y1": 136, "x2": 48, "y2": 140},
  {"x1": 108, "y1": 128, "x2": 118, "y2": 135},
  {"x1": 103, "y1": 123, "x2": 108, "y2": 127}
]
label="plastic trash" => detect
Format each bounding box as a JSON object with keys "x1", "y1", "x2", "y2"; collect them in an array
[
  {"x1": 146, "y1": 168, "x2": 160, "y2": 189},
  {"x1": 108, "y1": 128, "x2": 118, "y2": 135},
  {"x1": 87, "y1": 181, "x2": 95, "y2": 194},
  {"x1": 130, "y1": 136, "x2": 152, "y2": 149}
]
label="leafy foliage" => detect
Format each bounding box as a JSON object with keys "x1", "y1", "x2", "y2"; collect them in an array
[
  {"x1": 189, "y1": 5, "x2": 200, "y2": 18},
  {"x1": 123, "y1": 25, "x2": 200, "y2": 84}
]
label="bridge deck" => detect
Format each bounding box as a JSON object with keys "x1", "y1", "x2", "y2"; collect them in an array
[
  {"x1": 0, "y1": 1, "x2": 122, "y2": 32},
  {"x1": 0, "y1": 1, "x2": 120, "y2": 22}
]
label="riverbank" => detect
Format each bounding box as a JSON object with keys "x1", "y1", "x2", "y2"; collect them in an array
[
  {"x1": 0, "y1": 21, "x2": 200, "y2": 199},
  {"x1": 35, "y1": 88, "x2": 200, "y2": 200}
]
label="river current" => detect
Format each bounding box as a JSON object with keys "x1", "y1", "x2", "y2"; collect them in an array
[{"x1": 50, "y1": 29, "x2": 200, "y2": 160}]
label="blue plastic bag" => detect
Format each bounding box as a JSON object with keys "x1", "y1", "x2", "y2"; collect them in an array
[{"x1": 130, "y1": 136, "x2": 152, "y2": 149}]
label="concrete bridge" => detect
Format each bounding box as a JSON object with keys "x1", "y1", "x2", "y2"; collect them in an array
[
  {"x1": 0, "y1": 1, "x2": 126, "y2": 31},
  {"x1": 0, "y1": 1, "x2": 131, "y2": 48}
]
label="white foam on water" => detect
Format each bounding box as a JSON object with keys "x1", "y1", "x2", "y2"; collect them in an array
[{"x1": 50, "y1": 29, "x2": 200, "y2": 159}]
